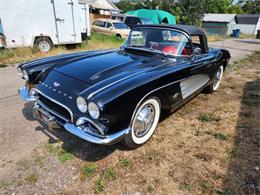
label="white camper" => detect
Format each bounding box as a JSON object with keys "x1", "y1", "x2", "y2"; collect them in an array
[
  {"x1": 0, "y1": 0, "x2": 91, "y2": 52},
  {"x1": 79, "y1": 0, "x2": 91, "y2": 40}
]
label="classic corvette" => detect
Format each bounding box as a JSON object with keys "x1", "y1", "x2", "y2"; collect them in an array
[{"x1": 18, "y1": 24, "x2": 231, "y2": 148}]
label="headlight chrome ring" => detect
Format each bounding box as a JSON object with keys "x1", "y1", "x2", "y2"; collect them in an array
[
  {"x1": 88, "y1": 102, "x2": 100, "y2": 119},
  {"x1": 76, "y1": 96, "x2": 88, "y2": 113},
  {"x1": 22, "y1": 69, "x2": 29, "y2": 81},
  {"x1": 17, "y1": 67, "x2": 23, "y2": 78}
]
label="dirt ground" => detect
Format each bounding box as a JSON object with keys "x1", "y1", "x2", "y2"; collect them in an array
[{"x1": 0, "y1": 39, "x2": 259, "y2": 194}]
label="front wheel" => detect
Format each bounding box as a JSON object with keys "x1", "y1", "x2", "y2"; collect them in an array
[
  {"x1": 205, "y1": 65, "x2": 224, "y2": 93},
  {"x1": 121, "y1": 97, "x2": 161, "y2": 149}
]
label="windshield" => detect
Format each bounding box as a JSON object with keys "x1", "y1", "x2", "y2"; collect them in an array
[
  {"x1": 126, "y1": 28, "x2": 192, "y2": 56},
  {"x1": 140, "y1": 18, "x2": 153, "y2": 24},
  {"x1": 113, "y1": 22, "x2": 128, "y2": 29}
]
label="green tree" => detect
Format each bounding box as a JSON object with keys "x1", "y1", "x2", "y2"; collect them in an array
[
  {"x1": 242, "y1": 0, "x2": 260, "y2": 14},
  {"x1": 115, "y1": 0, "x2": 245, "y2": 25}
]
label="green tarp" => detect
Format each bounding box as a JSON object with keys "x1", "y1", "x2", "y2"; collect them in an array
[{"x1": 126, "y1": 9, "x2": 176, "y2": 25}]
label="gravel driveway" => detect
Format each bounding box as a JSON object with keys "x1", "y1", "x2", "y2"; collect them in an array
[{"x1": 0, "y1": 38, "x2": 259, "y2": 183}]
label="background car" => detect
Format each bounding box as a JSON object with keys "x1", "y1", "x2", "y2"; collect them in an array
[
  {"x1": 92, "y1": 19, "x2": 130, "y2": 39},
  {"x1": 111, "y1": 13, "x2": 153, "y2": 28}
]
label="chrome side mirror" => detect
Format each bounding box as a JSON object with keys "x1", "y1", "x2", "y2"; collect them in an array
[
  {"x1": 192, "y1": 47, "x2": 202, "y2": 61},
  {"x1": 194, "y1": 47, "x2": 202, "y2": 55}
]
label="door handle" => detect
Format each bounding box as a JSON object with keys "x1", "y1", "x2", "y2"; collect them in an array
[{"x1": 56, "y1": 17, "x2": 65, "y2": 22}]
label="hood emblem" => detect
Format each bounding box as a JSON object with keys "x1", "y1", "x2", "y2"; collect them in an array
[{"x1": 53, "y1": 82, "x2": 60, "y2": 87}]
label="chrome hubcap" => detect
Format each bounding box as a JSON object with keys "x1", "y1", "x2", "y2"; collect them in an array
[
  {"x1": 133, "y1": 104, "x2": 155, "y2": 137},
  {"x1": 38, "y1": 41, "x2": 50, "y2": 52}
]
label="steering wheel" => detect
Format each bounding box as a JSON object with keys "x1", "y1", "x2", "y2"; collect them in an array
[{"x1": 162, "y1": 46, "x2": 178, "y2": 55}]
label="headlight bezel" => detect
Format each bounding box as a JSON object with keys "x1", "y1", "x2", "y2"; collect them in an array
[
  {"x1": 76, "y1": 96, "x2": 88, "y2": 113},
  {"x1": 17, "y1": 67, "x2": 23, "y2": 78},
  {"x1": 22, "y1": 69, "x2": 29, "y2": 81},
  {"x1": 88, "y1": 102, "x2": 100, "y2": 119}
]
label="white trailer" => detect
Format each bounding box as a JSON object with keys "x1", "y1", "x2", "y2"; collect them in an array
[
  {"x1": 79, "y1": 0, "x2": 91, "y2": 40},
  {"x1": 0, "y1": 0, "x2": 90, "y2": 52}
]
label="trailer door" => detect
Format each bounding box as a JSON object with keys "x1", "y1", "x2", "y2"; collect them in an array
[{"x1": 51, "y1": 0, "x2": 80, "y2": 43}]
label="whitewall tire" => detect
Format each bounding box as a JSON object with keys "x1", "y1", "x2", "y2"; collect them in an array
[
  {"x1": 212, "y1": 65, "x2": 224, "y2": 91},
  {"x1": 122, "y1": 97, "x2": 161, "y2": 148},
  {"x1": 205, "y1": 65, "x2": 224, "y2": 93}
]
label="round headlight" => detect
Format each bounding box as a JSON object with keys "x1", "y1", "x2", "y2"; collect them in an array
[
  {"x1": 17, "y1": 67, "x2": 23, "y2": 78},
  {"x1": 22, "y1": 69, "x2": 29, "y2": 81},
  {"x1": 76, "y1": 96, "x2": 87, "y2": 113},
  {"x1": 88, "y1": 102, "x2": 100, "y2": 119}
]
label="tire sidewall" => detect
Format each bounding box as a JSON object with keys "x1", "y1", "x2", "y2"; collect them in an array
[{"x1": 212, "y1": 65, "x2": 224, "y2": 91}]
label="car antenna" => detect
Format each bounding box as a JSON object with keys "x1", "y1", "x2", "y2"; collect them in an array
[{"x1": 221, "y1": 27, "x2": 227, "y2": 48}]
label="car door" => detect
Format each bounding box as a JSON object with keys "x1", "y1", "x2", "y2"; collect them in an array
[
  {"x1": 104, "y1": 22, "x2": 114, "y2": 36},
  {"x1": 93, "y1": 20, "x2": 106, "y2": 34},
  {"x1": 179, "y1": 35, "x2": 216, "y2": 100}
]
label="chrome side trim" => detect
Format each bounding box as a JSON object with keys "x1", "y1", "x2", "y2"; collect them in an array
[
  {"x1": 130, "y1": 78, "x2": 184, "y2": 124},
  {"x1": 64, "y1": 123, "x2": 130, "y2": 145},
  {"x1": 180, "y1": 74, "x2": 209, "y2": 99},
  {"x1": 34, "y1": 88, "x2": 74, "y2": 122}
]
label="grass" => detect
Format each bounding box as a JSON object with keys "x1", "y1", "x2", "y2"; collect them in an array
[
  {"x1": 57, "y1": 149, "x2": 74, "y2": 163},
  {"x1": 44, "y1": 143, "x2": 73, "y2": 163},
  {"x1": 0, "y1": 32, "x2": 124, "y2": 65},
  {"x1": 207, "y1": 35, "x2": 226, "y2": 42},
  {"x1": 214, "y1": 133, "x2": 228, "y2": 141},
  {"x1": 95, "y1": 177, "x2": 105, "y2": 192},
  {"x1": 16, "y1": 159, "x2": 31, "y2": 170},
  {"x1": 0, "y1": 181, "x2": 7, "y2": 189},
  {"x1": 198, "y1": 113, "x2": 221, "y2": 122},
  {"x1": 104, "y1": 167, "x2": 117, "y2": 180},
  {"x1": 225, "y1": 146, "x2": 237, "y2": 158},
  {"x1": 179, "y1": 182, "x2": 193, "y2": 191},
  {"x1": 81, "y1": 163, "x2": 97, "y2": 178},
  {"x1": 118, "y1": 157, "x2": 130, "y2": 167},
  {"x1": 24, "y1": 173, "x2": 38, "y2": 184}
]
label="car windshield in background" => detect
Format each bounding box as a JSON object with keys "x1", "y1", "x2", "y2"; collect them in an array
[
  {"x1": 113, "y1": 22, "x2": 128, "y2": 29},
  {"x1": 126, "y1": 28, "x2": 192, "y2": 56},
  {"x1": 140, "y1": 18, "x2": 153, "y2": 24}
]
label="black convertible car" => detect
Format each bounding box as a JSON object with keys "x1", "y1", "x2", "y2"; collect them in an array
[{"x1": 18, "y1": 24, "x2": 231, "y2": 148}]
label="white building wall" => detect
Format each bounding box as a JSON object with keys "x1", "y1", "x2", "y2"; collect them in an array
[{"x1": 235, "y1": 24, "x2": 257, "y2": 34}]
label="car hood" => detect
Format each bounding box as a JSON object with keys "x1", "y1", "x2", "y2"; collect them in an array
[{"x1": 53, "y1": 50, "x2": 162, "y2": 85}]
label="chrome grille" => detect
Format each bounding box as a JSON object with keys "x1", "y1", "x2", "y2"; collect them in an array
[{"x1": 35, "y1": 89, "x2": 73, "y2": 122}]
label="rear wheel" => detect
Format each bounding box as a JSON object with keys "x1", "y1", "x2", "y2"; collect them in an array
[
  {"x1": 34, "y1": 37, "x2": 53, "y2": 52},
  {"x1": 121, "y1": 97, "x2": 161, "y2": 149},
  {"x1": 205, "y1": 65, "x2": 224, "y2": 93}
]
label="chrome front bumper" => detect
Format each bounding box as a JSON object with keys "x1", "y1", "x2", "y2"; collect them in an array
[{"x1": 18, "y1": 86, "x2": 130, "y2": 145}]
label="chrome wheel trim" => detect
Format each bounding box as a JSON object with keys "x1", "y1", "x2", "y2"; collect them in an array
[
  {"x1": 131, "y1": 98, "x2": 160, "y2": 144},
  {"x1": 133, "y1": 103, "x2": 155, "y2": 138},
  {"x1": 213, "y1": 66, "x2": 223, "y2": 91},
  {"x1": 38, "y1": 40, "x2": 50, "y2": 52}
]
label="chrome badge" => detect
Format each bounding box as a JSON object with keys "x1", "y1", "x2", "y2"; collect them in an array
[{"x1": 53, "y1": 82, "x2": 60, "y2": 87}]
